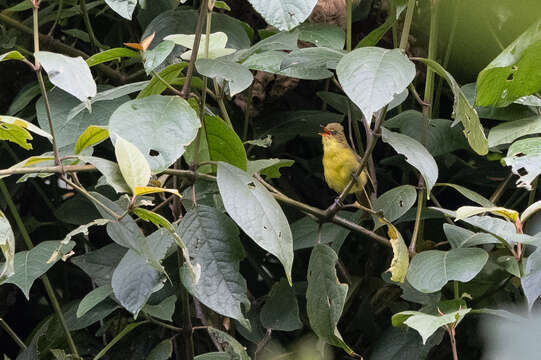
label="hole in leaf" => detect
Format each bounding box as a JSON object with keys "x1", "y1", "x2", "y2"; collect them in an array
[
  {"x1": 518, "y1": 167, "x2": 528, "y2": 176},
  {"x1": 399, "y1": 200, "x2": 404, "y2": 207},
  {"x1": 149, "y1": 149, "x2": 160, "y2": 156},
  {"x1": 278, "y1": 231, "x2": 282, "y2": 238},
  {"x1": 515, "y1": 152, "x2": 526, "y2": 158},
  {"x1": 247, "y1": 181, "x2": 256, "y2": 189},
  {"x1": 507, "y1": 72, "x2": 514, "y2": 81},
  {"x1": 263, "y1": 226, "x2": 268, "y2": 230},
  {"x1": 0, "y1": 124, "x2": 8, "y2": 130}
]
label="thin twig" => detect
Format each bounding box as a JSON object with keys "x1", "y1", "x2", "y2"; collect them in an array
[
  {"x1": 180, "y1": 1, "x2": 207, "y2": 98},
  {"x1": 0, "y1": 318, "x2": 27, "y2": 350}
]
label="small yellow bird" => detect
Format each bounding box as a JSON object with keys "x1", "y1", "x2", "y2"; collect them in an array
[{"x1": 320, "y1": 122, "x2": 368, "y2": 200}]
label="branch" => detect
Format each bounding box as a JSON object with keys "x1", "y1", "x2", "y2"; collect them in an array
[
  {"x1": 0, "y1": 164, "x2": 389, "y2": 247},
  {"x1": 180, "y1": 0, "x2": 207, "y2": 98}
]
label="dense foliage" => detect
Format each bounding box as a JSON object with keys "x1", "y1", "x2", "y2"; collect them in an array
[{"x1": 1, "y1": 0, "x2": 541, "y2": 359}]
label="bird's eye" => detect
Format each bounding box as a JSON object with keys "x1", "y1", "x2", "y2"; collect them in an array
[{"x1": 331, "y1": 130, "x2": 337, "y2": 135}]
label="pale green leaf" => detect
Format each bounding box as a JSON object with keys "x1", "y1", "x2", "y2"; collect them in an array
[
  {"x1": 217, "y1": 162, "x2": 293, "y2": 283},
  {"x1": 143, "y1": 295, "x2": 177, "y2": 322},
  {"x1": 0, "y1": 210, "x2": 15, "y2": 281},
  {"x1": 385, "y1": 222, "x2": 409, "y2": 283},
  {"x1": 455, "y1": 206, "x2": 519, "y2": 222},
  {"x1": 77, "y1": 284, "x2": 113, "y2": 318},
  {"x1": 503, "y1": 137, "x2": 541, "y2": 190},
  {"x1": 0, "y1": 50, "x2": 25, "y2": 62},
  {"x1": 78, "y1": 156, "x2": 131, "y2": 193},
  {"x1": 105, "y1": 0, "x2": 137, "y2": 20},
  {"x1": 337, "y1": 47, "x2": 415, "y2": 122},
  {"x1": 114, "y1": 136, "x2": 151, "y2": 191},
  {"x1": 488, "y1": 115, "x2": 541, "y2": 148},
  {"x1": 196, "y1": 58, "x2": 253, "y2": 96},
  {"x1": 247, "y1": 0, "x2": 318, "y2": 31},
  {"x1": 74, "y1": 125, "x2": 109, "y2": 154}
]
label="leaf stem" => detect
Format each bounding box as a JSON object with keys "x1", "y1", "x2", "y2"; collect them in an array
[
  {"x1": 447, "y1": 326, "x2": 459, "y2": 360},
  {"x1": 346, "y1": 0, "x2": 353, "y2": 52},
  {"x1": 0, "y1": 179, "x2": 79, "y2": 356},
  {"x1": 0, "y1": 317, "x2": 27, "y2": 350},
  {"x1": 80, "y1": 0, "x2": 103, "y2": 49},
  {"x1": 409, "y1": 186, "x2": 424, "y2": 255}
]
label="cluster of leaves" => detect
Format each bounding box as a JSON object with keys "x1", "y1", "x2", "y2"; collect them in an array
[{"x1": 1, "y1": 0, "x2": 541, "y2": 359}]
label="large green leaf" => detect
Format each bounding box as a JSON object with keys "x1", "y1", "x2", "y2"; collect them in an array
[
  {"x1": 306, "y1": 244, "x2": 353, "y2": 354},
  {"x1": 373, "y1": 185, "x2": 417, "y2": 228},
  {"x1": 109, "y1": 95, "x2": 200, "y2": 172},
  {"x1": 443, "y1": 224, "x2": 499, "y2": 249},
  {"x1": 415, "y1": 58, "x2": 488, "y2": 155},
  {"x1": 114, "y1": 136, "x2": 151, "y2": 192},
  {"x1": 205, "y1": 116, "x2": 247, "y2": 171},
  {"x1": 522, "y1": 248, "x2": 541, "y2": 308},
  {"x1": 206, "y1": 328, "x2": 250, "y2": 360},
  {"x1": 71, "y1": 243, "x2": 127, "y2": 286},
  {"x1": 0, "y1": 210, "x2": 15, "y2": 281},
  {"x1": 178, "y1": 205, "x2": 249, "y2": 326},
  {"x1": 166, "y1": 32, "x2": 236, "y2": 60},
  {"x1": 488, "y1": 115, "x2": 541, "y2": 148},
  {"x1": 336, "y1": 47, "x2": 415, "y2": 122},
  {"x1": 381, "y1": 128, "x2": 438, "y2": 196},
  {"x1": 196, "y1": 58, "x2": 253, "y2": 96},
  {"x1": 36, "y1": 87, "x2": 129, "y2": 149},
  {"x1": 105, "y1": 0, "x2": 137, "y2": 20},
  {"x1": 217, "y1": 162, "x2": 293, "y2": 283},
  {"x1": 0, "y1": 240, "x2": 75, "y2": 299},
  {"x1": 260, "y1": 278, "x2": 302, "y2": 331},
  {"x1": 392, "y1": 308, "x2": 470, "y2": 344},
  {"x1": 35, "y1": 52, "x2": 97, "y2": 104},
  {"x1": 503, "y1": 138, "x2": 541, "y2": 190},
  {"x1": 77, "y1": 284, "x2": 113, "y2": 318},
  {"x1": 279, "y1": 47, "x2": 343, "y2": 80},
  {"x1": 247, "y1": 0, "x2": 318, "y2": 31},
  {"x1": 476, "y1": 18, "x2": 541, "y2": 107},
  {"x1": 297, "y1": 23, "x2": 345, "y2": 50},
  {"x1": 384, "y1": 111, "x2": 468, "y2": 157},
  {"x1": 406, "y1": 248, "x2": 489, "y2": 293}
]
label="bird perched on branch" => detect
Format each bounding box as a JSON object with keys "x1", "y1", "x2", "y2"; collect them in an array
[{"x1": 320, "y1": 122, "x2": 369, "y2": 206}]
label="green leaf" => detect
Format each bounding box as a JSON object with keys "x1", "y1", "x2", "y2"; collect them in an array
[
  {"x1": 74, "y1": 125, "x2": 109, "y2": 154},
  {"x1": 279, "y1": 47, "x2": 343, "y2": 80},
  {"x1": 443, "y1": 224, "x2": 499, "y2": 248},
  {"x1": 433, "y1": 183, "x2": 494, "y2": 207},
  {"x1": 373, "y1": 185, "x2": 417, "y2": 228},
  {"x1": 306, "y1": 244, "x2": 353, "y2": 354},
  {"x1": 392, "y1": 308, "x2": 470, "y2": 344},
  {"x1": 297, "y1": 23, "x2": 345, "y2": 50},
  {"x1": 0, "y1": 116, "x2": 51, "y2": 141},
  {"x1": 138, "y1": 62, "x2": 187, "y2": 98},
  {"x1": 182, "y1": 180, "x2": 224, "y2": 211},
  {"x1": 105, "y1": 0, "x2": 137, "y2": 20},
  {"x1": 503, "y1": 137, "x2": 541, "y2": 190},
  {"x1": 0, "y1": 120, "x2": 33, "y2": 150},
  {"x1": 260, "y1": 278, "x2": 302, "y2": 331},
  {"x1": 415, "y1": 58, "x2": 488, "y2": 155},
  {"x1": 196, "y1": 58, "x2": 253, "y2": 96},
  {"x1": 114, "y1": 136, "x2": 151, "y2": 191},
  {"x1": 476, "y1": 18, "x2": 541, "y2": 107},
  {"x1": 384, "y1": 111, "x2": 468, "y2": 157},
  {"x1": 8, "y1": 84, "x2": 41, "y2": 116},
  {"x1": 247, "y1": 0, "x2": 317, "y2": 31},
  {"x1": 35, "y1": 51, "x2": 97, "y2": 104},
  {"x1": 194, "y1": 353, "x2": 230, "y2": 360},
  {"x1": 337, "y1": 47, "x2": 415, "y2": 122},
  {"x1": 488, "y1": 115, "x2": 541, "y2": 148},
  {"x1": 71, "y1": 243, "x2": 127, "y2": 286},
  {"x1": 133, "y1": 208, "x2": 174, "y2": 231},
  {"x1": 178, "y1": 205, "x2": 249, "y2": 326},
  {"x1": 214, "y1": 1, "x2": 230, "y2": 11},
  {"x1": 0, "y1": 210, "x2": 15, "y2": 281},
  {"x1": 109, "y1": 95, "x2": 200, "y2": 172},
  {"x1": 36, "y1": 86, "x2": 129, "y2": 149},
  {"x1": 143, "y1": 40, "x2": 175, "y2": 74},
  {"x1": 0, "y1": 240, "x2": 75, "y2": 299},
  {"x1": 206, "y1": 328, "x2": 250, "y2": 360},
  {"x1": 205, "y1": 115, "x2": 247, "y2": 170},
  {"x1": 142, "y1": 295, "x2": 177, "y2": 322},
  {"x1": 0, "y1": 50, "x2": 25, "y2": 62},
  {"x1": 247, "y1": 159, "x2": 294, "y2": 179},
  {"x1": 145, "y1": 339, "x2": 173, "y2": 360},
  {"x1": 371, "y1": 326, "x2": 444, "y2": 360},
  {"x1": 242, "y1": 50, "x2": 288, "y2": 73},
  {"x1": 77, "y1": 284, "x2": 113, "y2": 318},
  {"x1": 112, "y1": 249, "x2": 164, "y2": 314},
  {"x1": 217, "y1": 162, "x2": 294, "y2": 283},
  {"x1": 86, "y1": 47, "x2": 140, "y2": 67},
  {"x1": 291, "y1": 210, "x2": 359, "y2": 250},
  {"x1": 522, "y1": 248, "x2": 541, "y2": 308},
  {"x1": 406, "y1": 248, "x2": 489, "y2": 293},
  {"x1": 381, "y1": 128, "x2": 438, "y2": 197},
  {"x1": 385, "y1": 222, "x2": 409, "y2": 283},
  {"x1": 62, "y1": 29, "x2": 90, "y2": 43},
  {"x1": 78, "y1": 156, "x2": 131, "y2": 193},
  {"x1": 165, "y1": 32, "x2": 237, "y2": 60}
]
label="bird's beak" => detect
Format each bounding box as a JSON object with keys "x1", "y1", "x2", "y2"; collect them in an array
[{"x1": 319, "y1": 125, "x2": 330, "y2": 137}]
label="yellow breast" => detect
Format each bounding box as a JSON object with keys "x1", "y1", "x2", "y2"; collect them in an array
[{"x1": 322, "y1": 137, "x2": 367, "y2": 194}]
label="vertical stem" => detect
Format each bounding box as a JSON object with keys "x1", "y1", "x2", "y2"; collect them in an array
[
  {"x1": 528, "y1": 177, "x2": 538, "y2": 206},
  {"x1": 448, "y1": 327, "x2": 459, "y2": 360},
  {"x1": 80, "y1": 0, "x2": 102, "y2": 49},
  {"x1": 0, "y1": 180, "x2": 79, "y2": 356},
  {"x1": 177, "y1": 250, "x2": 194, "y2": 360},
  {"x1": 399, "y1": 0, "x2": 417, "y2": 51},
  {"x1": 0, "y1": 318, "x2": 27, "y2": 350},
  {"x1": 409, "y1": 188, "x2": 424, "y2": 255},
  {"x1": 180, "y1": 1, "x2": 207, "y2": 98},
  {"x1": 423, "y1": 0, "x2": 440, "y2": 122},
  {"x1": 454, "y1": 280, "x2": 459, "y2": 299},
  {"x1": 32, "y1": 1, "x2": 60, "y2": 166},
  {"x1": 242, "y1": 84, "x2": 253, "y2": 140},
  {"x1": 346, "y1": 0, "x2": 353, "y2": 51}
]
